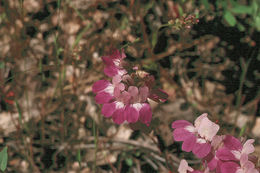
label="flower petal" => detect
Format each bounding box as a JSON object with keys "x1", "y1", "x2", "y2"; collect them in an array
[
  {"x1": 220, "y1": 162, "x2": 239, "y2": 173},
  {"x1": 92, "y1": 80, "x2": 111, "y2": 93},
  {"x1": 112, "y1": 75, "x2": 122, "y2": 84},
  {"x1": 95, "y1": 91, "x2": 114, "y2": 104},
  {"x1": 171, "y1": 120, "x2": 192, "y2": 129},
  {"x1": 192, "y1": 142, "x2": 211, "y2": 158},
  {"x1": 197, "y1": 117, "x2": 219, "y2": 141},
  {"x1": 104, "y1": 66, "x2": 119, "y2": 77},
  {"x1": 102, "y1": 102, "x2": 116, "y2": 117},
  {"x1": 139, "y1": 103, "x2": 152, "y2": 126},
  {"x1": 242, "y1": 139, "x2": 255, "y2": 155},
  {"x1": 173, "y1": 128, "x2": 194, "y2": 141},
  {"x1": 139, "y1": 86, "x2": 149, "y2": 102},
  {"x1": 102, "y1": 56, "x2": 114, "y2": 66},
  {"x1": 223, "y1": 135, "x2": 242, "y2": 151},
  {"x1": 207, "y1": 156, "x2": 218, "y2": 170},
  {"x1": 178, "y1": 159, "x2": 194, "y2": 173},
  {"x1": 125, "y1": 104, "x2": 140, "y2": 123},
  {"x1": 194, "y1": 113, "x2": 208, "y2": 129},
  {"x1": 128, "y1": 86, "x2": 139, "y2": 101},
  {"x1": 182, "y1": 134, "x2": 196, "y2": 152},
  {"x1": 216, "y1": 147, "x2": 237, "y2": 161},
  {"x1": 112, "y1": 108, "x2": 125, "y2": 124}
]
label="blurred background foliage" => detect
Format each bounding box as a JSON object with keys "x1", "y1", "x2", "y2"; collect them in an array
[{"x1": 0, "y1": 0, "x2": 259, "y2": 172}]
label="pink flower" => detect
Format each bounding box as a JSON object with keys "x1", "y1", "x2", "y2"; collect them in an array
[
  {"x1": 172, "y1": 113, "x2": 219, "y2": 158},
  {"x1": 213, "y1": 136, "x2": 258, "y2": 173},
  {"x1": 101, "y1": 49, "x2": 127, "y2": 77},
  {"x1": 220, "y1": 154, "x2": 259, "y2": 173},
  {"x1": 232, "y1": 139, "x2": 255, "y2": 160},
  {"x1": 93, "y1": 49, "x2": 168, "y2": 126},
  {"x1": 93, "y1": 76, "x2": 166, "y2": 125},
  {"x1": 92, "y1": 80, "x2": 114, "y2": 104},
  {"x1": 173, "y1": 116, "x2": 259, "y2": 173},
  {"x1": 178, "y1": 159, "x2": 205, "y2": 173},
  {"x1": 178, "y1": 159, "x2": 194, "y2": 173},
  {"x1": 216, "y1": 136, "x2": 255, "y2": 161},
  {"x1": 101, "y1": 84, "x2": 153, "y2": 125},
  {"x1": 236, "y1": 154, "x2": 259, "y2": 173}
]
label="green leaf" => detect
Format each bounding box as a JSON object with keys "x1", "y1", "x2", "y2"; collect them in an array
[
  {"x1": 120, "y1": 16, "x2": 129, "y2": 30},
  {"x1": 255, "y1": 16, "x2": 260, "y2": 31},
  {"x1": 252, "y1": 0, "x2": 258, "y2": 15},
  {"x1": 224, "y1": 11, "x2": 237, "y2": 26},
  {"x1": 217, "y1": 1, "x2": 227, "y2": 9},
  {"x1": 15, "y1": 100, "x2": 23, "y2": 126},
  {"x1": 231, "y1": 5, "x2": 252, "y2": 14},
  {"x1": 125, "y1": 158, "x2": 133, "y2": 166},
  {"x1": 178, "y1": 6, "x2": 183, "y2": 16},
  {"x1": 144, "y1": 1, "x2": 154, "y2": 14},
  {"x1": 237, "y1": 22, "x2": 245, "y2": 31},
  {"x1": 143, "y1": 60, "x2": 158, "y2": 71},
  {"x1": 72, "y1": 23, "x2": 92, "y2": 50},
  {"x1": 201, "y1": 0, "x2": 210, "y2": 9},
  {"x1": 152, "y1": 32, "x2": 158, "y2": 48},
  {"x1": 0, "y1": 147, "x2": 8, "y2": 171},
  {"x1": 0, "y1": 62, "x2": 4, "y2": 69},
  {"x1": 77, "y1": 149, "x2": 81, "y2": 167},
  {"x1": 134, "y1": 151, "x2": 141, "y2": 157},
  {"x1": 239, "y1": 124, "x2": 247, "y2": 137}
]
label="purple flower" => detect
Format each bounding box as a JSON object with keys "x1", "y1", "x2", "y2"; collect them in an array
[
  {"x1": 178, "y1": 159, "x2": 206, "y2": 173},
  {"x1": 102, "y1": 49, "x2": 127, "y2": 77},
  {"x1": 101, "y1": 83, "x2": 153, "y2": 125},
  {"x1": 92, "y1": 49, "x2": 168, "y2": 126},
  {"x1": 172, "y1": 113, "x2": 219, "y2": 158},
  {"x1": 178, "y1": 159, "x2": 194, "y2": 173},
  {"x1": 216, "y1": 136, "x2": 255, "y2": 161},
  {"x1": 220, "y1": 154, "x2": 258, "y2": 173},
  {"x1": 93, "y1": 76, "x2": 154, "y2": 125},
  {"x1": 212, "y1": 135, "x2": 258, "y2": 173}
]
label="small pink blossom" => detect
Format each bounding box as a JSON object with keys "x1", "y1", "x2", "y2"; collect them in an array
[
  {"x1": 178, "y1": 159, "x2": 194, "y2": 173},
  {"x1": 102, "y1": 49, "x2": 127, "y2": 77},
  {"x1": 173, "y1": 116, "x2": 259, "y2": 173},
  {"x1": 236, "y1": 154, "x2": 259, "y2": 173},
  {"x1": 232, "y1": 139, "x2": 255, "y2": 160},
  {"x1": 172, "y1": 113, "x2": 219, "y2": 158},
  {"x1": 209, "y1": 136, "x2": 258, "y2": 173},
  {"x1": 93, "y1": 49, "x2": 168, "y2": 126},
  {"x1": 216, "y1": 136, "x2": 255, "y2": 161},
  {"x1": 178, "y1": 159, "x2": 206, "y2": 173},
  {"x1": 220, "y1": 154, "x2": 259, "y2": 173}
]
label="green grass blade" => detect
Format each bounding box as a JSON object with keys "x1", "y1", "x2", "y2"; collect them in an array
[{"x1": 0, "y1": 147, "x2": 8, "y2": 171}]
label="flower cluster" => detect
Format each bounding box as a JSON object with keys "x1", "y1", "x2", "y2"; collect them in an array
[
  {"x1": 92, "y1": 49, "x2": 168, "y2": 126},
  {"x1": 168, "y1": 14, "x2": 199, "y2": 30},
  {"x1": 172, "y1": 113, "x2": 259, "y2": 173}
]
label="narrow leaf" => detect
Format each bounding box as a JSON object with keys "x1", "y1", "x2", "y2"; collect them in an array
[
  {"x1": 152, "y1": 32, "x2": 158, "y2": 48},
  {"x1": 0, "y1": 62, "x2": 4, "y2": 69},
  {"x1": 231, "y1": 5, "x2": 252, "y2": 14},
  {"x1": 77, "y1": 149, "x2": 81, "y2": 167},
  {"x1": 201, "y1": 0, "x2": 210, "y2": 9},
  {"x1": 126, "y1": 158, "x2": 133, "y2": 166},
  {"x1": 0, "y1": 147, "x2": 8, "y2": 171},
  {"x1": 224, "y1": 11, "x2": 237, "y2": 26}
]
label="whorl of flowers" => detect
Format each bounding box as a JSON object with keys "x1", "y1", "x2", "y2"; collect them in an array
[
  {"x1": 92, "y1": 49, "x2": 168, "y2": 126},
  {"x1": 172, "y1": 114, "x2": 259, "y2": 173}
]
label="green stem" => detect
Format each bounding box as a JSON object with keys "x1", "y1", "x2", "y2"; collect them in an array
[{"x1": 93, "y1": 119, "x2": 97, "y2": 172}]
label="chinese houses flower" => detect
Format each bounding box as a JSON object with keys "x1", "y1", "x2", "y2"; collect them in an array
[
  {"x1": 172, "y1": 114, "x2": 259, "y2": 173},
  {"x1": 172, "y1": 113, "x2": 220, "y2": 158},
  {"x1": 92, "y1": 49, "x2": 168, "y2": 126}
]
